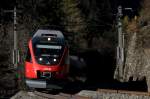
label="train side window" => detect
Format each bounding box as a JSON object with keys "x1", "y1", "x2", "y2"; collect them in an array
[{"x1": 26, "y1": 48, "x2": 32, "y2": 62}]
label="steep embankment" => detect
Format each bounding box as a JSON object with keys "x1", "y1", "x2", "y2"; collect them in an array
[{"x1": 114, "y1": 0, "x2": 150, "y2": 92}]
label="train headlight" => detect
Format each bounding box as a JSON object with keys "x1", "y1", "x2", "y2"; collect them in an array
[
  {"x1": 53, "y1": 58, "x2": 57, "y2": 62},
  {"x1": 39, "y1": 57, "x2": 43, "y2": 61},
  {"x1": 48, "y1": 37, "x2": 51, "y2": 41}
]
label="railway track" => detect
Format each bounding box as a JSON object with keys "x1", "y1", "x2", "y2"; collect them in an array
[
  {"x1": 11, "y1": 89, "x2": 150, "y2": 99},
  {"x1": 11, "y1": 90, "x2": 89, "y2": 99}
]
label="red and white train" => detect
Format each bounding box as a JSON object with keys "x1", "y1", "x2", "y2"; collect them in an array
[{"x1": 25, "y1": 29, "x2": 69, "y2": 89}]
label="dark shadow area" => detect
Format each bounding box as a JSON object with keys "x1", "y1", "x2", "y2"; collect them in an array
[
  {"x1": 0, "y1": 70, "x2": 19, "y2": 98},
  {"x1": 81, "y1": 49, "x2": 115, "y2": 83},
  {"x1": 67, "y1": 49, "x2": 148, "y2": 94}
]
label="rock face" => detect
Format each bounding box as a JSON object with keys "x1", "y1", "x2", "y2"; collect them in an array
[
  {"x1": 0, "y1": 25, "x2": 18, "y2": 98},
  {"x1": 114, "y1": 27, "x2": 150, "y2": 92},
  {"x1": 115, "y1": 32, "x2": 145, "y2": 78},
  {"x1": 0, "y1": 22, "x2": 33, "y2": 97},
  {"x1": 0, "y1": 25, "x2": 13, "y2": 69},
  {"x1": 114, "y1": 0, "x2": 150, "y2": 92},
  {"x1": 114, "y1": 0, "x2": 150, "y2": 91}
]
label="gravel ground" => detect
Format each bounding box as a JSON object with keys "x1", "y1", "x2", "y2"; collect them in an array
[
  {"x1": 11, "y1": 90, "x2": 150, "y2": 99},
  {"x1": 78, "y1": 90, "x2": 150, "y2": 99},
  {"x1": 11, "y1": 91, "x2": 47, "y2": 99}
]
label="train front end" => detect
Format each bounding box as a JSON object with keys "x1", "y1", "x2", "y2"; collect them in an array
[{"x1": 25, "y1": 29, "x2": 69, "y2": 89}]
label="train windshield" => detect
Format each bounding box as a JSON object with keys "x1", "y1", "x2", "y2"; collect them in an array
[{"x1": 34, "y1": 43, "x2": 64, "y2": 65}]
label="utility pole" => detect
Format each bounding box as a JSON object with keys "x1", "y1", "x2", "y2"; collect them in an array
[
  {"x1": 116, "y1": 5, "x2": 124, "y2": 80},
  {"x1": 13, "y1": 6, "x2": 19, "y2": 69},
  {"x1": 115, "y1": 6, "x2": 133, "y2": 81},
  {"x1": 4, "y1": 6, "x2": 20, "y2": 69}
]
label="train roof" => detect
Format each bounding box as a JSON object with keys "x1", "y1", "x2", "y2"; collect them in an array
[
  {"x1": 33, "y1": 29, "x2": 64, "y2": 39},
  {"x1": 32, "y1": 29, "x2": 65, "y2": 45}
]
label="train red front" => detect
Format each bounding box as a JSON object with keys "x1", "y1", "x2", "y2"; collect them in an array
[{"x1": 25, "y1": 29, "x2": 69, "y2": 89}]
